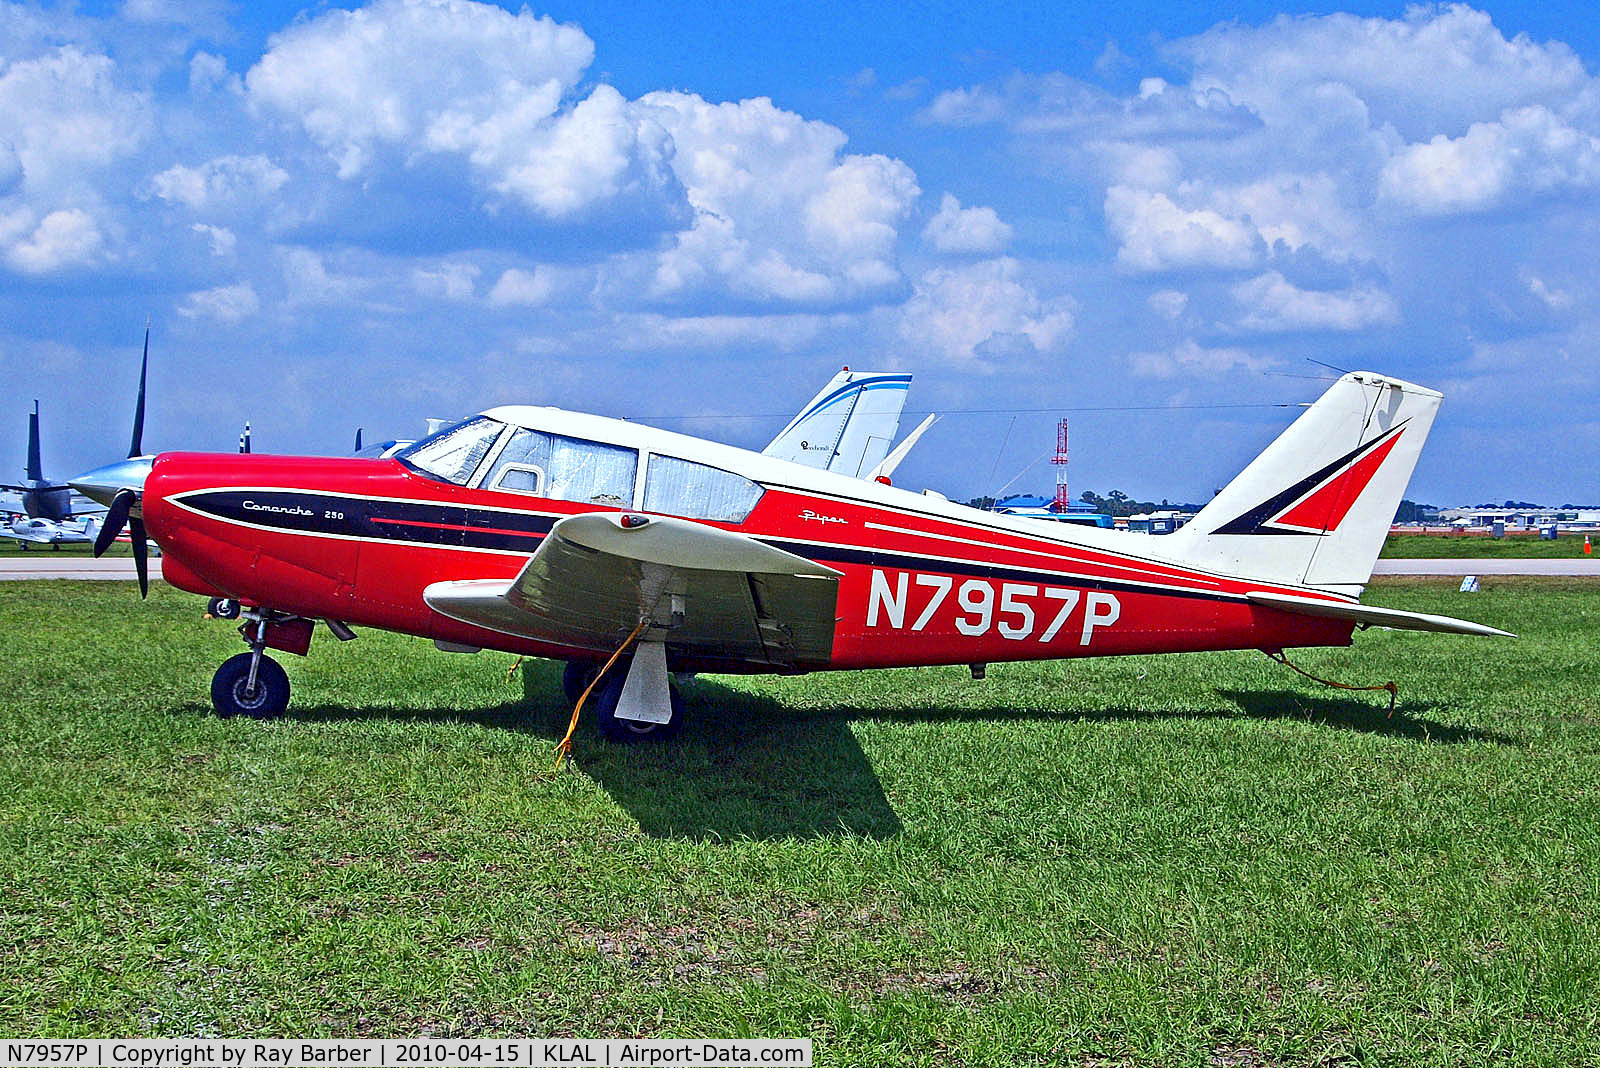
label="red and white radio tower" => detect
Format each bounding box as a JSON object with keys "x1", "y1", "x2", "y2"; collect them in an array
[{"x1": 1051, "y1": 417, "x2": 1070, "y2": 512}]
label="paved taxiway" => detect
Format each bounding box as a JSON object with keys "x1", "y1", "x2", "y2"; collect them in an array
[{"x1": 0, "y1": 557, "x2": 167, "y2": 581}]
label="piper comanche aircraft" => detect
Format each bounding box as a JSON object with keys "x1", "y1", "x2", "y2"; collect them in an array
[{"x1": 71, "y1": 357, "x2": 1508, "y2": 739}]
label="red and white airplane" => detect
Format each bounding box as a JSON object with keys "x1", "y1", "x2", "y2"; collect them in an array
[{"x1": 72, "y1": 361, "x2": 1508, "y2": 739}]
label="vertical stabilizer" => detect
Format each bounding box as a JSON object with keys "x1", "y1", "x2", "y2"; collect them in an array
[
  {"x1": 1163, "y1": 372, "x2": 1441, "y2": 596},
  {"x1": 26, "y1": 401, "x2": 42, "y2": 483},
  {"x1": 764, "y1": 370, "x2": 910, "y2": 478}
]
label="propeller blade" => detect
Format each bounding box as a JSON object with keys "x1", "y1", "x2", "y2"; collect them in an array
[
  {"x1": 94, "y1": 488, "x2": 135, "y2": 557},
  {"x1": 354, "y1": 428, "x2": 363, "y2": 453},
  {"x1": 130, "y1": 518, "x2": 149, "y2": 598},
  {"x1": 129, "y1": 325, "x2": 148, "y2": 459}
]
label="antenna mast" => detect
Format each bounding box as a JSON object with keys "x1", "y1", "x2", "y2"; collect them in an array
[{"x1": 1051, "y1": 417, "x2": 1069, "y2": 512}]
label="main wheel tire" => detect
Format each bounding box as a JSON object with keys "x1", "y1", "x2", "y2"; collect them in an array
[
  {"x1": 211, "y1": 652, "x2": 291, "y2": 720},
  {"x1": 207, "y1": 597, "x2": 241, "y2": 620},
  {"x1": 561, "y1": 660, "x2": 602, "y2": 706},
  {"x1": 593, "y1": 666, "x2": 685, "y2": 744}
]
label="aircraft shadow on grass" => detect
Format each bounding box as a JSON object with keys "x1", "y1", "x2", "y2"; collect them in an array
[
  {"x1": 277, "y1": 663, "x2": 1514, "y2": 842},
  {"x1": 851, "y1": 688, "x2": 1517, "y2": 747},
  {"x1": 282, "y1": 660, "x2": 905, "y2": 842}
]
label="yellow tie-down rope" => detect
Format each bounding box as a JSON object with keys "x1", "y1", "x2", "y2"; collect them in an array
[
  {"x1": 1263, "y1": 648, "x2": 1398, "y2": 715},
  {"x1": 553, "y1": 619, "x2": 650, "y2": 773}
]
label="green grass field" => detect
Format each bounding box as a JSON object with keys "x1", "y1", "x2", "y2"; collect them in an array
[
  {"x1": 2, "y1": 578, "x2": 1597, "y2": 1065},
  {"x1": 1379, "y1": 534, "x2": 1595, "y2": 560}
]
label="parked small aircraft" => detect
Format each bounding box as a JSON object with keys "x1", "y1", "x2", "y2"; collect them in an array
[
  {"x1": 72, "y1": 348, "x2": 1508, "y2": 737},
  {"x1": 9, "y1": 513, "x2": 100, "y2": 549},
  {"x1": 2, "y1": 400, "x2": 103, "y2": 522}
]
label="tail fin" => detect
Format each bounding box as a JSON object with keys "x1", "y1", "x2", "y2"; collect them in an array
[
  {"x1": 1165, "y1": 372, "x2": 1440, "y2": 596},
  {"x1": 764, "y1": 369, "x2": 910, "y2": 478},
  {"x1": 26, "y1": 401, "x2": 43, "y2": 483}
]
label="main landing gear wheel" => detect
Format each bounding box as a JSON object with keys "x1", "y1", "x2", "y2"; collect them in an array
[
  {"x1": 593, "y1": 663, "x2": 685, "y2": 744},
  {"x1": 207, "y1": 597, "x2": 241, "y2": 620},
  {"x1": 561, "y1": 660, "x2": 601, "y2": 706},
  {"x1": 211, "y1": 651, "x2": 290, "y2": 720}
]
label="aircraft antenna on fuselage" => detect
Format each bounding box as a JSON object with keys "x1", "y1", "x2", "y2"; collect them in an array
[{"x1": 980, "y1": 415, "x2": 1018, "y2": 509}]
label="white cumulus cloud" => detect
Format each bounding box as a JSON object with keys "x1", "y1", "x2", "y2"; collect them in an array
[
  {"x1": 922, "y1": 193, "x2": 1013, "y2": 254},
  {"x1": 148, "y1": 155, "x2": 289, "y2": 211},
  {"x1": 247, "y1": 0, "x2": 592, "y2": 180},
  {"x1": 1105, "y1": 186, "x2": 1259, "y2": 273},
  {"x1": 1176, "y1": 5, "x2": 1592, "y2": 139},
  {"x1": 489, "y1": 266, "x2": 557, "y2": 307},
  {"x1": 0, "y1": 46, "x2": 149, "y2": 193},
  {"x1": 411, "y1": 261, "x2": 479, "y2": 301},
  {"x1": 179, "y1": 281, "x2": 259, "y2": 323},
  {"x1": 1379, "y1": 105, "x2": 1600, "y2": 216},
  {"x1": 639, "y1": 92, "x2": 919, "y2": 305},
  {"x1": 1231, "y1": 271, "x2": 1400, "y2": 333},
  {"x1": 1, "y1": 208, "x2": 103, "y2": 273},
  {"x1": 246, "y1": 0, "x2": 678, "y2": 221},
  {"x1": 1129, "y1": 338, "x2": 1274, "y2": 378},
  {"x1": 896, "y1": 258, "x2": 1074, "y2": 369}
]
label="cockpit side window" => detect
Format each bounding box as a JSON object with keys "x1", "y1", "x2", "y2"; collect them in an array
[
  {"x1": 482, "y1": 428, "x2": 552, "y2": 496},
  {"x1": 482, "y1": 427, "x2": 638, "y2": 507},
  {"x1": 643, "y1": 454, "x2": 765, "y2": 523},
  {"x1": 395, "y1": 417, "x2": 507, "y2": 485}
]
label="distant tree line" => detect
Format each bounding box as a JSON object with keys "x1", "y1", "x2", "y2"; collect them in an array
[
  {"x1": 1393, "y1": 499, "x2": 1438, "y2": 523},
  {"x1": 1075, "y1": 489, "x2": 1208, "y2": 518},
  {"x1": 963, "y1": 495, "x2": 1577, "y2": 523},
  {"x1": 966, "y1": 489, "x2": 1210, "y2": 516}
]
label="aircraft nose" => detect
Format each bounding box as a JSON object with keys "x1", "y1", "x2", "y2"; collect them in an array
[{"x1": 70, "y1": 456, "x2": 153, "y2": 508}]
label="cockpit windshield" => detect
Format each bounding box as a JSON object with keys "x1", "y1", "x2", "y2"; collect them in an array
[{"x1": 394, "y1": 416, "x2": 506, "y2": 485}]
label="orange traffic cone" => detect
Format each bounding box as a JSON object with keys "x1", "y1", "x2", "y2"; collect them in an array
[{"x1": 1586, "y1": 535, "x2": 1593, "y2": 556}]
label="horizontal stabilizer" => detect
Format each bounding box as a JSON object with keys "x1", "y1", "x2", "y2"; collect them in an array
[
  {"x1": 1247, "y1": 591, "x2": 1514, "y2": 637},
  {"x1": 868, "y1": 413, "x2": 938, "y2": 483}
]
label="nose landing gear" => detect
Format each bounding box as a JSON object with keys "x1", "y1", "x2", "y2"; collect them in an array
[
  {"x1": 211, "y1": 650, "x2": 290, "y2": 719},
  {"x1": 209, "y1": 609, "x2": 307, "y2": 719}
]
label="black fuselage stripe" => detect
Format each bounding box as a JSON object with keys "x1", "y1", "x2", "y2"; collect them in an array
[
  {"x1": 177, "y1": 489, "x2": 1247, "y2": 606},
  {"x1": 176, "y1": 489, "x2": 557, "y2": 552}
]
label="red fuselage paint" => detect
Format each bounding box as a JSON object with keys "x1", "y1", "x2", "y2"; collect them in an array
[{"x1": 143, "y1": 453, "x2": 1354, "y2": 672}]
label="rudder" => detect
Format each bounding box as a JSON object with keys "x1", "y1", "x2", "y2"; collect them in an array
[{"x1": 1163, "y1": 372, "x2": 1441, "y2": 596}]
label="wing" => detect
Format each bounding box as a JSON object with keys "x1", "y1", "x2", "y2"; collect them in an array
[
  {"x1": 1246, "y1": 591, "x2": 1513, "y2": 637},
  {"x1": 424, "y1": 512, "x2": 842, "y2": 668}
]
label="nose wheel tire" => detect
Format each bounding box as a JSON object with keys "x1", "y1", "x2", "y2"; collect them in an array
[
  {"x1": 561, "y1": 660, "x2": 602, "y2": 706},
  {"x1": 211, "y1": 651, "x2": 291, "y2": 720},
  {"x1": 593, "y1": 666, "x2": 686, "y2": 743}
]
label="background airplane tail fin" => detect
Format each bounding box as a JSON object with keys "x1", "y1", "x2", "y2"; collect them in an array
[
  {"x1": 26, "y1": 402, "x2": 43, "y2": 483},
  {"x1": 1163, "y1": 372, "x2": 1441, "y2": 596},
  {"x1": 764, "y1": 369, "x2": 910, "y2": 478}
]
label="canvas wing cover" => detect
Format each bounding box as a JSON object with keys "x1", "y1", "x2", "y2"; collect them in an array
[{"x1": 423, "y1": 513, "x2": 842, "y2": 668}]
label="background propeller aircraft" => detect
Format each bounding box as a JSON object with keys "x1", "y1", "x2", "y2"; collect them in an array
[
  {"x1": 72, "y1": 349, "x2": 1508, "y2": 738},
  {"x1": 8, "y1": 513, "x2": 101, "y2": 549},
  {"x1": 2, "y1": 401, "x2": 105, "y2": 523}
]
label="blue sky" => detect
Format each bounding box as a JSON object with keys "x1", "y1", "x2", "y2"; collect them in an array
[{"x1": 4, "y1": 0, "x2": 1599, "y2": 507}]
